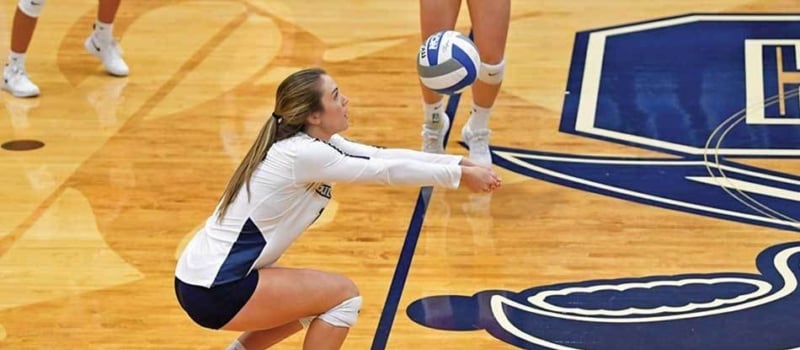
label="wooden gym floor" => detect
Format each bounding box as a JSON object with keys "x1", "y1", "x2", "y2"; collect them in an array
[{"x1": 1, "y1": 0, "x2": 799, "y2": 349}]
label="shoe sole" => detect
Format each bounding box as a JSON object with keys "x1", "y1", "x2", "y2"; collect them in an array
[{"x1": 2, "y1": 85, "x2": 39, "y2": 98}]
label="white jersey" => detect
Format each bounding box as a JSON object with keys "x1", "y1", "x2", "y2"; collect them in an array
[{"x1": 175, "y1": 132, "x2": 462, "y2": 287}]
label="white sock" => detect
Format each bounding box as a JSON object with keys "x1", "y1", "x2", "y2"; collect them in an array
[
  {"x1": 423, "y1": 100, "x2": 445, "y2": 127},
  {"x1": 7, "y1": 51, "x2": 25, "y2": 68},
  {"x1": 466, "y1": 104, "x2": 492, "y2": 131},
  {"x1": 93, "y1": 20, "x2": 114, "y2": 42},
  {"x1": 225, "y1": 339, "x2": 247, "y2": 350}
]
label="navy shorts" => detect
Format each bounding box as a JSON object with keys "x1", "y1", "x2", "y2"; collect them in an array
[{"x1": 174, "y1": 272, "x2": 259, "y2": 329}]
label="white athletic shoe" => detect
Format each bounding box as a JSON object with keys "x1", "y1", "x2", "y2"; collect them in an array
[
  {"x1": 85, "y1": 35, "x2": 129, "y2": 77},
  {"x1": 461, "y1": 124, "x2": 492, "y2": 166},
  {"x1": 421, "y1": 112, "x2": 450, "y2": 153},
  {"x1": 2, "y1": 64, "x2": 40, "y2": 98}
]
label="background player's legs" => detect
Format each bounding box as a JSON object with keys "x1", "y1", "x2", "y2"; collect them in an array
[
  {"x1": 98, "y1": 0, "x2": 121, "y2": 23},
  {"x1": 10, "y1": 7, "x2": 36, "y2": 54},
  {"x1": 3, "y1": 7, "x2": 40, "y2": 97},
  {"x1": 461, "y1": 0, "x2": 510, "y2": 165},
  {"x1": 85, "y1": 0, "x2": 129, "y2": 76},
  {"x1": 419, "y1": 0, "x2": 461, "y2": 153},
  {"x1": 222, "y1": 267, "x2": 360, "y2": 350},
  {"x1": 466, "y1": 0, "x2": 509, "y2": 109}
]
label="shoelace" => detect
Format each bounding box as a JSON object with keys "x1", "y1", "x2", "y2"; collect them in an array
[
  {"x1": 4, "y1": 65, "x2": 31, "y2": 82},
  {"x1": 422, "y1": 126, "x2": 446, "y2": 151}
]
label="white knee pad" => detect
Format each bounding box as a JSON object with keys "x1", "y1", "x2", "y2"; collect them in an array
[
  {"x1": 478, "y1": 59, "x2": 505, "y2": 85},
  {"x1": 318, "y1": 296, "x2": 362, "y2": 328},
  {"x1": 18, "y1": 0, "x2": 46, "y2": 18}
]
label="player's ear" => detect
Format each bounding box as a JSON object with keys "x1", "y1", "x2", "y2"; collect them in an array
[{"x1": 306, "y1": 111, "x2": 322, "y2": 126}]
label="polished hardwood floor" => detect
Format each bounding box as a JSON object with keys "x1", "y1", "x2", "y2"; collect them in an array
[{"x1": 1, "y1": 0, "x2": 799, "y2": 349}]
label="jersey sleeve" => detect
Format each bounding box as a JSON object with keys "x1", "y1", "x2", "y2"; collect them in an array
[
  {"x1": 329, "y1": 134, "x2": 462, "y2": 165},
  {"x1": 294, "y1": 139, "x2": 461, "y2": 188}
]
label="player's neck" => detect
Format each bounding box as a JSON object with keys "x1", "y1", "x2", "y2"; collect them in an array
[{"x1": 305, "y1": 127, "x2": 333, "y2": 141}]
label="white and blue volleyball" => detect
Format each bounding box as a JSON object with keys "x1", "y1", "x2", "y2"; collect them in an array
[{"x1": 417, "y1": 30, "x2": 480, "y2": 95}]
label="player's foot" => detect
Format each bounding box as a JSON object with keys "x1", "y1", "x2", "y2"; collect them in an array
[
  {"x1": 85, "y1": 35, "x2": 129, "y2": 77},
  {"x1": 2, "y1": 64, "x2": 40, "y2": 98},
  {"x1": 421, "y1": 112, "x2": 450, "y2": 153}
]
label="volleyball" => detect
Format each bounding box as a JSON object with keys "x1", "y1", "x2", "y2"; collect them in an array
[{"x1": 417, "y1": 30, "x2": 480, "y2": 95}]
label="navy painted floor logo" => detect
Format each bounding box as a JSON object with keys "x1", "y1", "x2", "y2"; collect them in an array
[
  {"x1": 408, "y1": 14, "x2": 800, "y2": 349},
  {"x1": 508, "y1": 13, "x2": 800, "y2": 232},
  {"x1": 407, "y1": 241, "x2": 800, "y2": 349}
]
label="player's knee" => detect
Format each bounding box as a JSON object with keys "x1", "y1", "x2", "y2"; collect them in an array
[
  {"x1": 317, "y1": 295, "x2": 362, "y2": 328},
  {"x1": 18, "y1": 0, "x2": 45, "y2": 18},
  {"x1": 339, "y1": 276, "x2": 360, "y2": 299},
  {"x1": 478, "y1": 59, "x2": 505, "y2": 85},
  {"x1": 314, "y1": 276, "x2": 360, "y2": 327}
]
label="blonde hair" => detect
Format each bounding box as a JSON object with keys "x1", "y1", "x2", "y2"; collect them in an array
[{"x1": 216, "y1": 68, "x2": 326, "y2": 220}]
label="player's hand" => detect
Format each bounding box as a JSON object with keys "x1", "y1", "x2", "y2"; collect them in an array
[{"x1": 460, "y1": 166, "x2": 502, "y2": 193}]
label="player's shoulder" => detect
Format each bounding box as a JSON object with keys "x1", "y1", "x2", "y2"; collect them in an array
[{"x1": 273, "y1": 132, "x2": 319, "y2": 150}]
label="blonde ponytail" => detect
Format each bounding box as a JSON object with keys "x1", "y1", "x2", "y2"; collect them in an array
[
  {"x1": 216, "y1": 68, "x2": 326, "y2": 221},
  {"x1": 216, "y1": 117, "x2": 278, "y2": 220}
]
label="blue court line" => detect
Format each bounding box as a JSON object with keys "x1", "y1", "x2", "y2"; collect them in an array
[{"x1": 370, "y1": 91, "x2": 464, "y2": 350}]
